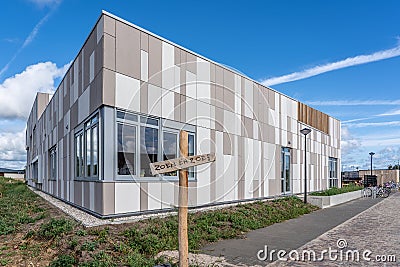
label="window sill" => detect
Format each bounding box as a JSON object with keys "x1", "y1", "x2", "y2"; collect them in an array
[{"x1": 74, "y1": 177, "x2": 100, "y2": 182}]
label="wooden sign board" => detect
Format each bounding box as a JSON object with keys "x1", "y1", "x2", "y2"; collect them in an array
[{"x1": 150, "y1": 153, "x2": 216, "y2": 175}]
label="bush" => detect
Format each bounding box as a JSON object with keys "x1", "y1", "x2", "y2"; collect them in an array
[
  {"x1": 310, "y1": 184, "x2": 363, "y2": 196},
  {"x1": 49, "y1": 254, "x2": 76, "y2": 267},
  {"x1": 37, "y1": 218, "x2": 75, "y2": 239}
]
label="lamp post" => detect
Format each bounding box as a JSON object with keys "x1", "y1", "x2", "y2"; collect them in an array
[
  {"x1": 300, "y1": 128, "x2": 312, "y2": 204},
  {"x1": 369, "y1": 152, "x2": 375, "y2": 176}
]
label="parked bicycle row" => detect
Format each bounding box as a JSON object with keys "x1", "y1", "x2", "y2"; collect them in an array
[{"x1": 363, "y1": 185, "x2": 392, "y2": 198}]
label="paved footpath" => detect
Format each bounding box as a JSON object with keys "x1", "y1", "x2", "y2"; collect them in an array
[{"x1": 201, "y1": 194, "x2": 395, "y2": 266}]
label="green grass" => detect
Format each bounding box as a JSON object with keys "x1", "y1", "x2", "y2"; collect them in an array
[
  {"x1": 37, "y1": 218, "x2": 75, "y2": 239},
  {"x1": 0, "y1": 177, "x2": 319, "y2": 266},
  {"x1": 121, "y1": 196, "x2": 318, "y2": 258},
  {"x1": 0, "y1": 177, "x2": 47, "y2": 235},
  {"x1": 310, "y1": 183, "x2": 363, "y2": 196}
]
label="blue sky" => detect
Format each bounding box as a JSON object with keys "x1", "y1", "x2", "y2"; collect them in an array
[{"x1": 0, "y1": 0, "x2": 399, "y2": 171}]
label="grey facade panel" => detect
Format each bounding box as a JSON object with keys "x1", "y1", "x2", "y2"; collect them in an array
[
  {"x1": 25, "y1": 11, "x2": 341, "y2": 218},
  {"x1": 115, "y1": 21, "x2": 140, "y2": 80},
  {"x1": 148, "y1": 36, "x2": 162, "y2": 87}
]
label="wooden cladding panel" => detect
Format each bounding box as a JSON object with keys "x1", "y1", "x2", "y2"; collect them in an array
[{"x1": 298, "y1": 103, "x2": 329, "y2": 134}]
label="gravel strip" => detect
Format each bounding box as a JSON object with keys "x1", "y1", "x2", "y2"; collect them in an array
[
  {"x1": 30, "y1": 187, "x2": 179, "y2": 227},
  {"x1": 30, "y1": 186, "x2": 283, "y2": 227}
]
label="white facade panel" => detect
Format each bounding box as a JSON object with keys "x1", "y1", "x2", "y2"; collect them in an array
[
  {"x1": 161, "y1": 88, "x2": 174, "y2": 120},
  {"x1": 147, "y1": 84, "x2": 162, "y2": 117},
  {"x1": 162, "y1": 42, "x2": 175, "y2": 90},
  {"x1": 141, "y1": 50, "x2": 148, "y2": 82},
  {"x1": 147, "y1": 183, "x2": 162, "y2": 210},
  {"x1": 161, "y1": 182, "x2": 175, "y2": 209},
  {"x1": 223, "y1": 155, "x2": 236, "y2": 202},
  {"x1": 186, "y1": 71, "x2": 196, "y2": 99},
  {"x1": 115, "y1": 73, "x2": 140, "y2": 113},
  {"x1": 115, "y1": 183, "x2": 140, "y2": 213}
]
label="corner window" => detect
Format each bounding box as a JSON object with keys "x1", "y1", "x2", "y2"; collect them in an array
[
  {"x1": 49, "y1": 146, "x2": 57, "y2": 180},
  {"x1": 116, "y1": 110, "x2": 196, "y2": 180}
]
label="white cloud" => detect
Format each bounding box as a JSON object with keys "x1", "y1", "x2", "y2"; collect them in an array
[
  {"x1": 0, "y1": 61, "x2": 69, "y2": 119},
  {"x1": 0, "y1": 130, "x2": 26, "y2": 169},
  {"x1": 341, "y1": 127, "x2": 362, "y2": 154},
  {"x1": 261, "y1": 44, "x2": 400, "y2": 86},
  {"x1": 305, "y1": 99, "x2": 400, "y2": 106}
]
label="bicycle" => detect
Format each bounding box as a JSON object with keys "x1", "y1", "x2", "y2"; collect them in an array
[{"x1": 363, "y1": 186, "x2": 390, "y2": 198}]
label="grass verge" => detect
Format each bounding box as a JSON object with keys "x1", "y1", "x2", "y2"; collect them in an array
[
  {"x1": 0, "y1": 176, "x2": 319, "y2": 266},
  {"x1": 310, "y1": 183, "x2": 363, "y2": 196}
]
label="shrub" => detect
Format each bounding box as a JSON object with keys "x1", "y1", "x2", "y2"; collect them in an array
[
  {"x1": 310, "y1": 183, "x2": 363, "y2": 196},
  {"x1": 49, "y1": 254, "x2": 76, "y2": 267},
  {"x1": 37, "y1": 218, "x2": 74, "y2": 239}
]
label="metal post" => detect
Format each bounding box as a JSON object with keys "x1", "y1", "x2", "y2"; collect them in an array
[
  {"x1": 370, "y1": 155, "x2": 372, "y2": 176},
  {"x1": 369, "y1": 152, "x2": 375, "y2": 176},
  {"x1": 304, "y1": 135, "x2": 307, "y2": 204}
]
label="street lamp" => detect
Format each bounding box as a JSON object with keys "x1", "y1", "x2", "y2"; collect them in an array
[
  {"x1": 369, "y1": 152, "x2": 375, "y2": 176},
  {"x1": 300, "y1": 128, "x2": 312, "y2": 204}
]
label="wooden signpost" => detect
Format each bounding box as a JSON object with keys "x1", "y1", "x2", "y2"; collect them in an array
[{"x1": 149, "y1": 131, "x2": 215, "y2": 267}]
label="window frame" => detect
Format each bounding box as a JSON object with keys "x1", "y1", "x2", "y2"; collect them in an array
[
  {"x1": 116, "y1": 121, "x2": 139, "y2": 179},
  {"x1": 328, "y1": 157, "x2": 338, "y2": 188},
  {"x1": 115, "y1": 109, "x2": 196, "y2": 182},
  {"x1": 48, "y1": 146, "x2": 57, "y2": 181},
  {"x1": 74, "y1": 113, "x2": 99, "y2": 180}
]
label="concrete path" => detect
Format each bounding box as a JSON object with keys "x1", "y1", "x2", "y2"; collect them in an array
[{"x1": 201, "y1": 195, "x2": 386, "y2": 266}]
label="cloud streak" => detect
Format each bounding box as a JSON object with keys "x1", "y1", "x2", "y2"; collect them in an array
[
  {"x1": 28, "y1": 0, "x2": 61, "y2": 7},
  {"x1": 345, "y1": 121, "x2": 400, "y2": 128},
  {"x1": 305, "y1": 99, "x2": 400, "y2": 106},
  {"x1": 0, "y1": 2, "x2": 60, "y2": 77},
  {"x1": 22, "y1": 13, "x2": 51, "y2": 49},
  {"x1": 261, "y1": 44, "x2": 400, "y2": 86}
]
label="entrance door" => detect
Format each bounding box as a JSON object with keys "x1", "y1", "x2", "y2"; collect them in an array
[{"x1": 281, "y1": 148, "x2": 291, "y2": 194}]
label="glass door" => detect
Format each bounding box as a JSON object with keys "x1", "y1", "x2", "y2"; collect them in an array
[{"x1": 281, "y1": 147, "x2": 291, "y2": 194}]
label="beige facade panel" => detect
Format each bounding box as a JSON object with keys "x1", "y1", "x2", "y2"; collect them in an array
[
  {"x1": 115, "y1": 21, "x2": 141, "y2": 80},
  {"x1": 26, "y1": 11, "x2": 341, "y2": 218}
]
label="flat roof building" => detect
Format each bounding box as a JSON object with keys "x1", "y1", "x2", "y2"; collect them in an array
[{"x1": 26, "y1": 11, "x2": 341, "y2": 217}]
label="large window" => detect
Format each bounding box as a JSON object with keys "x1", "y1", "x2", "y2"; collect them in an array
[
  {"x1": 116, "y1": 110, "x2": 195, "y2": 180},
  {"x1": 32, "y1": 161, "x2": 38, "y2": 182},
  {"x1": 49, "y1": 146, "x2": 57, "y2": 180},
  {"x1": 75, "y1": 114, "x2": 99, "y2": 179},
  {"x1": 118, "y1": 123, "x2": 136, "y2": 175},
  {"x1": 75, "y1": 132, "x2": 84, "y2": 177},
  {"x1": 140, "y1": 123, "x2": 159, "y2": 177},
  {"x1": 163, "y1": 131, "x2": 178, "y2": 176},
  {"x1": 329, "y1": 157, "x2": 338, "y2": 188}
]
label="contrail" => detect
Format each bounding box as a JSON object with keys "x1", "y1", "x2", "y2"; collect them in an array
[
  {"x1": 261, "y1": 44, "x2": 400, "y2": 86},
  {"x1": 0, "y1": 6, "x2": 57, "y2": 77}
]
